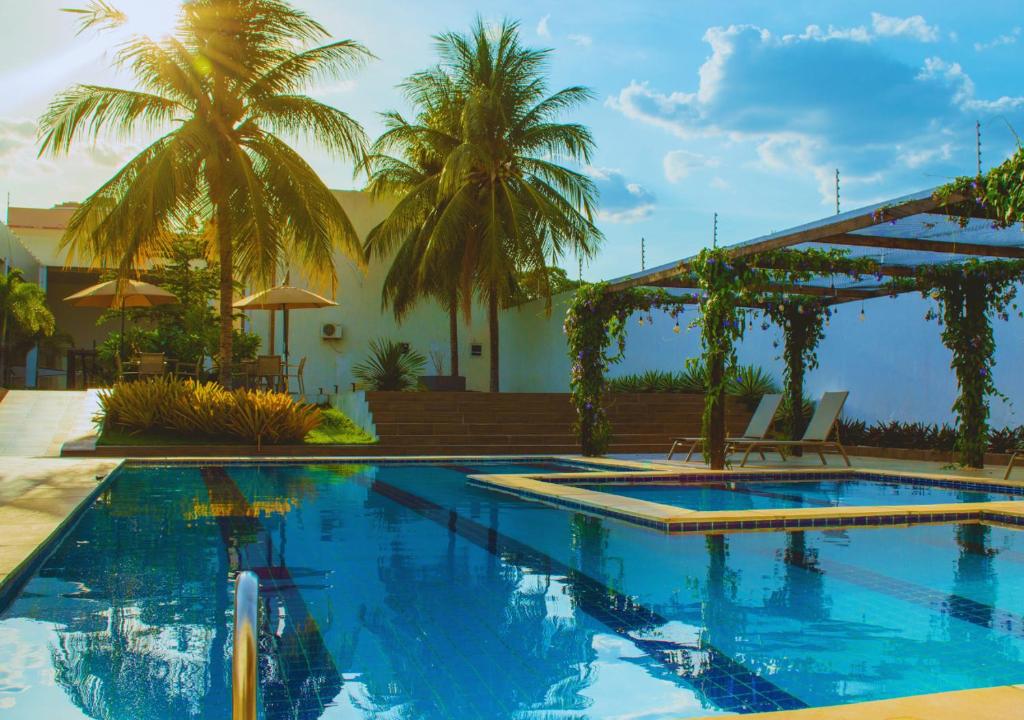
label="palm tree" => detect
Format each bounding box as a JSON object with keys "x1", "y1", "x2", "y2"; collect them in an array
[
  {"x1": 0, "y1": 268, "x2": 56, "y2": 387},
  {"x1": 364, "y1": 74, "x2": 465, "y2": 377},
  {"x1": 38, "y1": 0, "x2": 372, "y2": 383},
  {"x1": 372, "y1": 19, "x2": 602, "y2": 391}
]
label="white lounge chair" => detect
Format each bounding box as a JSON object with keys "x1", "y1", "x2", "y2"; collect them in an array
[
  {"x1": 668, "y1": 393, "x2": 783, "y2": 461},
  {"x1": 730, "y1": 391, "x2": 851, "y2": 467}
]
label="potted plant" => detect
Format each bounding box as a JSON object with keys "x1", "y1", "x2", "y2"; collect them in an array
[{"x1": 419, "y1": 346, "x2": 466, "y2": 391}]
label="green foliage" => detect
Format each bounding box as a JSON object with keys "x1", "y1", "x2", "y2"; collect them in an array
[
  {"x1": 728, "y1": 365, "x2": 782, "y2": 409},
  {"x1": 40, "y1": 0, "x2": 373, "y2": 380},
  {"x1": 0, "y1": 268, "x2": 56, "y2": 386},
  {"x1": 353, "y1": 338, "x2": 427, "y2": 391},
  {"x1": 762, "y1": 299, "x2": 827, "y2": 441},
  {"x1": 306, "y1": 408, "x2": 376, "y2": 444},
  {"x1": 512, "y1": 266, "x2": 583, "y2": 304},
  {"x1": 366, "y1": 18, "x2": 602, "y2": 391},
  {"x1": 935, "y1": 144, "x2": 1024, "y2": 228},
  {"x1": 835, "y1": 417, "x2": 1024, "y2": 454},
  {"x1": 564, "y1": 282, "x2": 691, "y2": 455},
  {"x1": 93, "y1": 239, "x2": 260, "y2": 379},
  {"x1": 567, "y1": 247, "x2": 880, "y2": 463},
  {"x1": 607, "y1": 364, "x2": 780, "y2": 408},
  {"x1": 97, "y1": 377, "x2": 322, "y2": 445},
  {"x1": 915, "y1": 259, "x2": 1024, "y2": 466}
]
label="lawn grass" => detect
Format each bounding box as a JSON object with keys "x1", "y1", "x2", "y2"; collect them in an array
[{"x1": 97, "y1": 407, "x2": 376, "y2": 446}]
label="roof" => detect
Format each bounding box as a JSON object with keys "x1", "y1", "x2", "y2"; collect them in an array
[{"x1": 608, "y1": 186, "x2": 1024, "y2": 303}]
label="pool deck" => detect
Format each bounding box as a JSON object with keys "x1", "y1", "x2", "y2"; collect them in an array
[
  {"x1": 693, "y1": 683, "x2": 1024, "y2": 719},
  {"x1": 0, "y1": 457, "x2": 122, "y2": 589}
]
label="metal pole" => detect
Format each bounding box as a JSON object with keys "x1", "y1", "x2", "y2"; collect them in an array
[
  {"x1": 976, "y1": 120, "x2": 982, "y2": 177},
  {"x1": 835, "y1": 168, "x2": 840, "y2": 215},
  {"x1": 232, "y1": 571, "x2": 258, "y2": 720}
]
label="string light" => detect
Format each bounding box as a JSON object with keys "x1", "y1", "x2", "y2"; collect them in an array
[{"x1": 859, "y1": 305, "x2": 866, "y2": 322}]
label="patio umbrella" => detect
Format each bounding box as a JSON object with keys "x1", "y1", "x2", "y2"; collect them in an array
[
  {"x1": 232, "y1": 285, "x2": 337, "y2": 367},
  {"x1": 64, "y1": 279, "x2": 178, "y2": 359}
]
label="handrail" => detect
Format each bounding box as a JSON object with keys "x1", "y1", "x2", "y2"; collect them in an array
[{"x1": 232, "y1": 571, "x2": 258, "y2": 720}]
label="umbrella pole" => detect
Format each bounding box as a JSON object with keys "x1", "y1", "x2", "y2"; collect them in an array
[{"x1": 283, "y1": 306, "x2": 290, "y2": 369}]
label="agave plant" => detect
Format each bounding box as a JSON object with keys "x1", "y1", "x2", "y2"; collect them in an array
[
  {"x1": 727, "y1": 366, "x2": 781, "y2": 410},
  {"x1": 676, "y1": 362, "x2": 709, "y2": 393},
  {"x1": 353, "y1": 339, "x2": 427, "y2": 391}
]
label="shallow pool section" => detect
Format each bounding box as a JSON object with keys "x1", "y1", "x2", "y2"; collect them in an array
[
  {"x1": 576, "y1": 476, "x2": 1024, "y2": 511},
  {"x1": 2, "y1": 460, "x2": 1024, "y2": 718}
]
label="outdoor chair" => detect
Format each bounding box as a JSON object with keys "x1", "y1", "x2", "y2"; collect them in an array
[
  {"x1": 729, "y1": 391, "x2": 851, "y2": 467},
  {"x1": 173, "y1": 358, "x2": 202, "y2": 381},
  {"x1": 668, "y1": 393, "x2": 783, "y2": 461},
  {"x1": 286, "y1": 357, "x2": 306, "y2": 399},
  {"x1": 137, "y1": 352, "x2": 167, "y2": 379},
  {"x1": 255, "y1": 355, "x2": 284, "y2": 392}
]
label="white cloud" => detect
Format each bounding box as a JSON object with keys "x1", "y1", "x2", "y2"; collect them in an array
[
  {"x1": 975, "y1": 27, "x2": 1021, "y2": 52},
  {"x1": 537, "y1": 14, "x2": 551, "y2": 39},
  {"x1": 607, "y1": 21, "x2": 1024, "y2": 204},
  {"x1": 899, "y1": 143, "x2": 952, "y2": 169},
  {"x1": 871, "y1": 13, "x2": 939, "y2": 42},
  {"x1": 662, "y1": 150, "x2": 719, "y2": 182},
  {"x1": 710, "y1": 176, "x2": 730, "y2": 190},
  {"x1": 568, "y1": 33, "x2": 592, "y2": 47},
  {"x1": 587, "y1": 166, "x2": 656, "y2": 223}
]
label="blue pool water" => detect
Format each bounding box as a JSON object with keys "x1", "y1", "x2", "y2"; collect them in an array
[
  {"x1": 1, "y1": 460, "x2": 1024, "y2": 718},
  {"x1": 577, "y1": 477, "x2": 1024, "y2": 511}
]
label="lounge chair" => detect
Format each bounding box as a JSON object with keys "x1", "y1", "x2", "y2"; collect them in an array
[
  {"x1": 730, "y1": 391, "x2": 851, "y2": 467},
  {"x1": 668, "y1": 393, "x2": 783, "y2": 461}
]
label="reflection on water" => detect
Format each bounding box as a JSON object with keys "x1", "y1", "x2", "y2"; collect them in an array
[{"x1": 1, "y1": 463, "x2": 1023, "y2": 719}]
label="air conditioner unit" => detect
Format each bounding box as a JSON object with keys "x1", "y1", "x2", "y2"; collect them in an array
[{"x1": 320, "y1": 322, "x2": 343, "y2": 340}]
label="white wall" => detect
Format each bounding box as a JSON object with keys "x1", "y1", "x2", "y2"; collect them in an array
[
  {"x1": 501, "y1": 288, "x2": 1024, "y2": 428},
  {"x1": 246, "y1": 191, "x2": 495, "y2": 398}
]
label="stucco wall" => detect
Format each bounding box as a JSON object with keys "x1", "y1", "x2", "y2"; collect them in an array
[
  {"x1": 501, "y1": 289, "x2": 1024, "y2": 428},
  {"x1": 246, "y1": 190, "x2": 494, "y2": 398}
]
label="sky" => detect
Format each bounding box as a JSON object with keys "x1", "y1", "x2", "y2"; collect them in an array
[{"x1": 0, "y1": 0, "x2": 1022, "y2": 282}]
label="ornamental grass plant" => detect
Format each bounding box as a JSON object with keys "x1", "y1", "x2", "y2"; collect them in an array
[{"x1": 98, "y1": 377, "x2": 322, "y2": 446}]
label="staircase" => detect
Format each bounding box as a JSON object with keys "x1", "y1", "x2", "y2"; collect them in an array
[{"x1": 365, "y1": 392, "x2": 752, "y2": 455}]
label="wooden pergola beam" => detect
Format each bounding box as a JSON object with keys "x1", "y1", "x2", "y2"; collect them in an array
[
  {"x1": 650, "y1": 277, "x2": 885, "y2": 300},
  {"x1": 607, "y1": 190, "x2": 965, "y2": 292},
  {"x1": 819, "y1": 233, "x2": 1024, "y2": 259}
]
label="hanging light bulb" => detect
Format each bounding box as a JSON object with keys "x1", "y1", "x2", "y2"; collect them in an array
[
  {"x1": 859, "y1": 306, "x2": 866, "y2": 322},
  {"x1": 673, "y1": 323, "x2": 681, "y2": 334},
  {"x1": 638, "y1": 317, "x2": 644, "y2": 326}
]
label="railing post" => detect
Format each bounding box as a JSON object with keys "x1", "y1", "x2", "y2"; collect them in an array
[{"x1": 232, "y1": 571, "x2": 258, "y2": 720}]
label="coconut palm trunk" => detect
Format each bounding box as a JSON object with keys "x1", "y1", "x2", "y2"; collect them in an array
[
  {"x1": 448, "y1": 288, "x2": 460, "y2": 378},
  {"x1": 217, "y1": 203, "x2": 235, "y2": 386},
  {"x1": 488, "y1": 291, "x2": 500, "y2": 392}
]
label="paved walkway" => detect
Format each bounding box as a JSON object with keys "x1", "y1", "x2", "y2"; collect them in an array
[
  {"x1": 0, "y1": 390, "x2": 100, "y2": 457},
  {"x1": 0, "y1": 457, "x2": 121, "y2": 588}
]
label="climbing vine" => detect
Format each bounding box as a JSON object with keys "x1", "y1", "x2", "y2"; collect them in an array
[
  {"x1": 566, "y1": 248, "x2": 884, "y2": 466},
  {"x1": 564, "y1": 282, "x2": 691, "y2": 456},
  {"x1": 917, "y1": 259, "x2": 1024, "y2": 467},
  {"x1": 936, "y1": 144, "x2": 1024, "y2": 228},
  {"x1": 762, "y1": 299, "x2": 828, "y2": 441}
]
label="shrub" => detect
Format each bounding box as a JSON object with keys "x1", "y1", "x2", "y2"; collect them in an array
[
  {"x1": 354, "y1": 338, "x2": 427, "y2": 391},
  {"x1": 727, "y1": 366, "x2": 781, "y2": 410},
  {"x1": 607, "y1": 363, "x2": 781, "y2": 406},
  {"x1": 97, "y1": 377, "x2": 322, "y2": 445},
  {"x1": 836, "y1": 417, "x2": 1020, "y2": 453}
]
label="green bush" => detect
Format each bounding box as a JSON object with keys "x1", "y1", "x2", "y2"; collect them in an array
[
  {"x1": 836, "y1": 417, "x2": 1022, "y2": 453},
  {"x1": 608, "y1": 363, "x2": 781, "y2": 407},
  {"x1": 354, "y1": 338, "x2": 426, "y2": 391},
  {"x1": 97, "y1": 377, "x2": 322, "y2": 445}
]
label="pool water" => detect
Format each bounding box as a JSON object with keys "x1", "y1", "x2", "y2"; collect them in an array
[
  {"x1": 576, "y1": 477, "x2": 1024, "y2": 511},
  {"x1": 1, "y1": 461, "x2": 1023, "y2": 718}
]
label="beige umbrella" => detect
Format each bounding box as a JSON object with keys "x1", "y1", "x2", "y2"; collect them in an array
[
  {"x1": 65, "y1": 279, "x2": 178, "y2": 359},
  {"x1": 233, "y1": 285, "x2": 337, "y2": 366}
]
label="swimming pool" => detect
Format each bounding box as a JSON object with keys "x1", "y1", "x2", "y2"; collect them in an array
[
  {"x1": 1, "y1": 460, "x2": 1023, "y2": 718},
  {"x1": 576, "y1": 476, "x2": 1024, "y2": 511}
]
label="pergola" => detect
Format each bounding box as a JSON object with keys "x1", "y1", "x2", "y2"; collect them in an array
[
  {"x1": 607, "y1": 188, "x2": 1020, "y2": 299},
  {"x1": 568, "y1": 186, "x2": 1024, "y2": 469}
]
